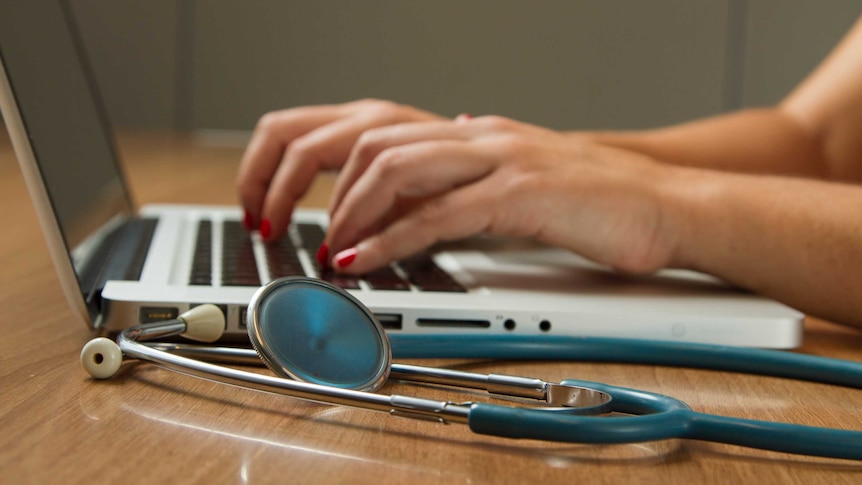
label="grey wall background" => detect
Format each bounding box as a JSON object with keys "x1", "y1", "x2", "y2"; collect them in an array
[{"x1": 67, "y1": 0, "x2": 861, "y2": 134}]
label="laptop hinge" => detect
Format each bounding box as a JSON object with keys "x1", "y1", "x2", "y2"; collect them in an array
[{"x1": 79, "y1": 217, "x2": 158, "y2": 321}]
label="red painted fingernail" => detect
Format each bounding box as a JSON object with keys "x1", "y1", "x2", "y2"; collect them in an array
[
  {"x1": 316, "y1": 243, "x2": 329, "y2": 267},
  {"x1": 259, "y1": 219, "x2": 271, "y2": 239},
  {"x1": 243, "y1": 210, "x2": 254, "y2": 230},
  {"x1": 334, "y1": 247, "x2": 357, "y2": 269},
  {"x1": 456, "y1": 112, "x2": 472, "y2": 121}
]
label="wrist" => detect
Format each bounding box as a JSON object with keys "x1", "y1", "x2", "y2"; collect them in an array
[{"x1": 653, "y1": 164, "x2": 729, "y2": 273}]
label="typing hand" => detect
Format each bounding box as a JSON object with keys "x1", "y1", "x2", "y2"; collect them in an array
[
  {"x1": 236, "y1": 99, "x2": 444, "y2": 241},
  {"x1": 323, "y1": 114, "x2": 683, "y2": 275}
]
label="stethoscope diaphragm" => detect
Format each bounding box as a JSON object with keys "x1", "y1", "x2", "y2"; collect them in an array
[{"x1": 246, "y1": 277, "x2": 391, "y2": 391}]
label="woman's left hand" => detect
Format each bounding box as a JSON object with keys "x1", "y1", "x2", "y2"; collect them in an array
[{"x1": 323, "y1": 115, "x2": 685, "y2": 275}]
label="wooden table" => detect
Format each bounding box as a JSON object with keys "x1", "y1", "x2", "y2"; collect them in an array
[{"x1": 2, "y1": 131, "x2": 862, "y2": 484}]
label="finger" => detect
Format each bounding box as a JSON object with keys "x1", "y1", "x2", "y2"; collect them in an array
[
  {"x1": 236, "y1": 105, "x2": 349, "y2": 228},
  {"x1": 326, "y1": 140, "x2": 496, "y2": 255},
  {"x1": 332, "y1": 178, "x2": 498, "y2": 273},
  {"x1": 258, "y1": 114, "x2": 392, "y2": 240},
  {"x1": 328, "y1": 118, "x2": 493, "y2": 216},
  {"x1": 236, "y1": 99, "x2": 404, "y2": 228}
]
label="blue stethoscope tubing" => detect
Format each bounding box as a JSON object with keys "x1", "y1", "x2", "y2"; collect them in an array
[
  {"x1": 470, "y1": 380, "x2": 862, "y2": 460},
  {"x1": 390, "y1": 334, "x2": 862, "y2": 389},
  {"x1": 391, "y1": 335, "x2": 862, "y2": 459}
]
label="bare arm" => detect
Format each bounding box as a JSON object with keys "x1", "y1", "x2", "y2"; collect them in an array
[
  {"x1": 664, "y1": 167, "x2": 862, "y2": 328},
  {"x1": 589, "y1": 16, "x2": 862, "y2": 183},
  {"x1": 587, "y1": 109, "x2": 825, "y2": 177},
  {"x1": 590, "y1": 17, "x2": 862, "y2": 327}
]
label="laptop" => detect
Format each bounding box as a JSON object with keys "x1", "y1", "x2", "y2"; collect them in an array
[{"x1": 0, "y1": 0, "x2": 803, "y2": 350}]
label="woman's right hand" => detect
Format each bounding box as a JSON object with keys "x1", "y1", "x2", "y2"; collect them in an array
[{"x1": 235, "y1": 99, "x2": 446, "y2": 240}]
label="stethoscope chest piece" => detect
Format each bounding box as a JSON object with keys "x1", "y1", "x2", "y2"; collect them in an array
[{"x1": 246, "y1": 277, "x2": 391, "y2": 391}]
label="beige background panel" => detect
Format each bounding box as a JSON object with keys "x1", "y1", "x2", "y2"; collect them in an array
[
  {"x1": 190, "y1": 1, "x2": 729, "y2": 130},
  {"x1": 57, "y1": 1, "x2": 862, "y2": 132}
]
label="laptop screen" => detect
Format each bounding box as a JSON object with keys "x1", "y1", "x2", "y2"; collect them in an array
[{"x1": 0, "y1": 0, "x2": 133, "y2": 252}]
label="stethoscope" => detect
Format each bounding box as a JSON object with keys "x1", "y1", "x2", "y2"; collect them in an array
[{"x1": 81, "y1": 276, "x2": 862, "y2": 460}]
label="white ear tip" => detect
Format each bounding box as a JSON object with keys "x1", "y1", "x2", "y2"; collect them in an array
[
  {"x1": 81, "y1": 337, "x2": 123, "y2": 379},
  {"x1": 179, "y1": 304, "x2": 225, "y2": 342}
]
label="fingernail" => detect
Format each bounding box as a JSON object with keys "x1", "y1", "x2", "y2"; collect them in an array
[
  {"x1": 455, "y1": 113, "x2": 472, "y2": 122},
  {"x1": 259, "y1": 219, "x2": 271, "y2": 239},
  {"x1": 316, "y1": 243, "x2": 329, "y2": 267},
  {"x1": 334, "y1": 247, "x2": 357, "y2": 269},
  {"x1": 243, "y1": 210, "x2": 254, "y2": 230}
]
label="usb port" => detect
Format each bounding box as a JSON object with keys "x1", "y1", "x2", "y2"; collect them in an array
[
  {"x1": 238, "y1": 306, "x2": 249, "y2": 328},
  {"x1": 375, "y1": 313, "x2": 403, "y2": 330},
  {"x1": 139, "y1": 306, "x2": 179, "y2": 323}
]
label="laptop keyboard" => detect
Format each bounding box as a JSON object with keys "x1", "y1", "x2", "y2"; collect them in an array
[{"x1": 191, "y1": 219, "x2": 466, "y2": 292}]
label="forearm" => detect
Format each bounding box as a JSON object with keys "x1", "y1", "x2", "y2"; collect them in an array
[
  {"x1": 664, "y1": 166, "x2": 862, "y2": 328},
  {"x1": 584, "y1": 108, "x2": 827, "y2": 178}
]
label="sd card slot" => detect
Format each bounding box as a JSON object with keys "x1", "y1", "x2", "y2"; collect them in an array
[{"x1": 416, "y1": 318, "x2": 491, "y2": 328}]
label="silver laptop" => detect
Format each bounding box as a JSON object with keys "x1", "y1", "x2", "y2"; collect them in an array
[{"x1": 0, "y1": 0, "x2": 803, "y2": 349}]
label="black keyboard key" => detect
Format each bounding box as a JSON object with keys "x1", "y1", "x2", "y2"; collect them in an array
[
  {"x1": 398, "y1": 254, "x2": 466, "y2": 292},
  {"x1": 297, "y1": 223, "x2": 326, "y2": 251},
  {"x1": 319, "y1": 270, "x2": 361, "y2": 290},
  {"x1": 364, "y1": 266, "x2": 410, "y2": 291}
]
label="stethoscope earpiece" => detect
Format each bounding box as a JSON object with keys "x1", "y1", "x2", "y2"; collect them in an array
[{"x1": 80, "y1": 337, "x2": 122, "y2": 379}]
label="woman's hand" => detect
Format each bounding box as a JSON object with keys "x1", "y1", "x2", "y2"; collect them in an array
[
  {"x1": 323, "y1": 114, "x2": 685, "y2": 275},
  {"x1": 235, "y1": 99, "x2": 445, "y2": 239}
]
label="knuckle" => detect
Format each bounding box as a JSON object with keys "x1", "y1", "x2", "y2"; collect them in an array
[
  {"x1": 284, "y1": 136, "x2": 320, "y2": 168},
  {"x1": 354, "y1": 130, "x2": 385, "y2": 162},
  {"x1": 355, "y1": 97, "x2": 383, "y2": 107},
  {"x1": 366, "y1": 99, "x2": 403, "y2": 122},
  {"x1": 493, "y1": 162, "x2": 543, "y2": 202},
  {"x1": 255, "y1": 111, "x2": 284, "y2": 133},
  {"x1": 485, "y1": 134, "x2": 528, "y2": 158},
  {"x1": 372, "y1": 230, "x2": 400, "y2": 257},
  {"x1": 504, "y1": 170, "x2": 541, "y2": 196},
  {"x1": 416, "y1": 197, "x2": 449, "y2": 227},
  {"x1": 234, "y1": 176, "x2": 250, "y2": 198},
  {"x1": 235, "y1": 172, "x2": 264, "y2": 203},
  {"x1": 478, "y1": 114, "x2": 516, "y2": 131},
  {"x1": 372, "y1": 147, "x2": 408, "y2": 178},
  {"x1": 286, "y1": 135, "x2": 312, "y2": 157}
]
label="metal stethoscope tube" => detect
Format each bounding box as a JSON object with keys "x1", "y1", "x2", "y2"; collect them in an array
[{"x1": 82, "y1": 311, "x2": 613, "y2": 427}]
